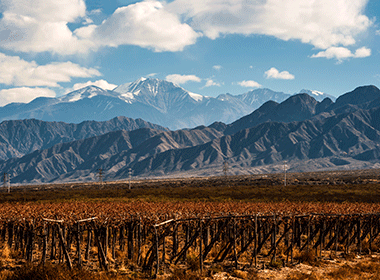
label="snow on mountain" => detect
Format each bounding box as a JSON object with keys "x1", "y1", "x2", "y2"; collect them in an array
[
  {"x1": 0, "y1": 77, "x2": 335, "y2": 130},
  {"x1": 298, "y1": 89, "x2": 336, "y2": 102},
  {"x1": 58, "y1": 85, "x2": 120, "y2": 103},
  {"x1": 188, "y1": 92, "x2": 204, "y2": 102},
  {"x1": 113, "y1": 78, "x2": 205, "y2": 114}
]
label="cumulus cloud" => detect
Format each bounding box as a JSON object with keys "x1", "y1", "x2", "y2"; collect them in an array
[
  {"x1": 354, "y1": 47, "x2": 372, "y2": 58},
  {"x1": 213, "y1": 65, "x2": 222, "y2": 70},
  {"x1": 0, "y1": 0, "x2": 372, "y2": 57},
  {"x1": 238, "y1": 80, "x2": 261, "y2": 88},
  {"x1": 0, "y1": 53, "x2": 101, "y2": 87},
  {"x1": 265, "y1": 67, "x2": 295, "y2": 80},
  {"x1": 165, "y1": 74, "x2": 202, "y2": 85},
  {"x1": 78, "y1": 1, "x2": 200, "y2": 52},
  {"x1": 0, "y1": 87, "x2": 56, "y2": 106},
  {"x1": 168, "y1": 0, "x2": 372, "y2": 52},
  {"x1": 311, "y1": 46, "x2": 371, "y2": 61},
  {"x1": 0, "y1": 0, "x2": 96, "y2": 55},
  {"x1": 204, "y1": 79, "x2": 221, "y2": 87},
  {"x1": 0, "y1": 0, "x2": 199, "y2": 55}
]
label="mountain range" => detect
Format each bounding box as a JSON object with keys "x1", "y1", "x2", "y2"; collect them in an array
[
  {"x1": 0, "y1": 77, "x2": 330, "y2": 130},
  {"x1": 0, "y1": 84, "x2": 380, "y2": 183},
  {"x1": 0, "y1": 117, "x2": 167, "y2": 161}
]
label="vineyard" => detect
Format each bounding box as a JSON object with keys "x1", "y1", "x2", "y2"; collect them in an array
[{"x1": 2, "y1": 201, "x2": 380, "y2": 277}]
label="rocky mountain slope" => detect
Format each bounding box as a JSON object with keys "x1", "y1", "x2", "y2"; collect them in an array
[
  {"x1": 0, "y1": 116, "x2": 167, "y2": 161},
  {"x1": 224, "y1": 85, "x2": 380, "y2": 135},
  {"x1": 0, "y1": 125, "x2": 223, "y2": 183},
  {"x1": 2, "y1": 105, "x2": 380, "y2": 183}
]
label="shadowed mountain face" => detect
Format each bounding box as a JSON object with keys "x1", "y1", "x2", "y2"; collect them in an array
[
  {"x1": 118, "y1": 107, "x2": 380, "y2": 178},
  {"x1": 224, "y1": 86, "x2": 380, "y2": 135},
  {"x1": 224, "y1": 94, "x2": 319, "y2": 135},
  {"x1": 334, "y1": 85, "x2": 380, "y2": 107},
  {"x1": 0, "y1": 125, "x2": 223, "y2": 183},
  {"x1": 0, "y1": 117, "x2": 168, "y2": 161},
  {"x1": 2, "y1": 105, "x2": 380, "y2": 183}
]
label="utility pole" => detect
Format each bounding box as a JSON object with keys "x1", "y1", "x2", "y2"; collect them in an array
[
  {"x1": 223, "y1": 159, "x2": 228, "y2": 178},
  {"x1": 3, "y1": 173, "x2": 10, "y2": 193},
  {"x1": 283, "y1": 161, "x2": 288, "y2": 187},
  {"x1": 128, "y1": 168, "x2": 132, "y2": 190},
  {"x1": 98, "y1": 168, "x2": 103, "y2": 185}
]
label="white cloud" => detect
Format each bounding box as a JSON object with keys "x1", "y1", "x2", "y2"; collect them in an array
[
  {"x1": 0, "y1": 87, "x2": 56, "y2": 106},
  {"x1": 204, "y1": 79, "x2": 221, "y2": 87},
  {"x1": 0, "y1": 0, "x2": 371, "y2": 57},
  {"x1": 376, "y1": 30, "x2": 380, "y2": 36},
  {"x1": 147, "y1": 73, "x2": 158, "y2": 77},
  {"x1": 0, "y1": 0, "x2": 95, "y2": 55},
  {"x1": 311, "y1": 46, "x2": 371, "y2": 61},
  {"x1": 0, "y1": 0, "x2": 199, "y2": 55},
  {"x1": 89, "y1": 9, "x2": 102, "y2": 15},
  {"x1": 354, "y1": 46, "x2": 371, "y2": 58},
  {"x1": 70, "y1": 79, "x2": 117, "y2": 92},
  {"x1": 1, "y1": 0, "x2": 86, "y2": 22},
  {"x1": 264, "y1": 67, "x2": 295, "y2": 80},
  {"x1": 165, "y1": 74, "x2": 202, "y2": 85},
  {"x1": 168, "y1": 0, "x2": 371, "y2": 50},
  {"x1": 0, "y1": 53, "x2": 101, "y2": 87},
  {"x1": 238, "y1": 80, "x2": 262, "y2": 88},
  {"x1": 213, "y1": 65, "x2": 222, "y2": 70},
  {"x1": 82, "y1": 1, "x2": 200, "y2": 52}
]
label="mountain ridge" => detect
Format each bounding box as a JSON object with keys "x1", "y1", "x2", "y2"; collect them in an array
[
  {"x1": 2, "y1": 101, "x2": 380, "y2": 183},
  {"x1": 0, "y1": 116, "x2": 168, "y2": 161},
  {"x1": 224, "y1": 85, "x2": 380, "y2": 135},
  {"x1": 0, "y1": 78, "x2": 291, "y2": 129}
]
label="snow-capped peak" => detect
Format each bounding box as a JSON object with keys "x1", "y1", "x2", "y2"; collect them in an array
[
  {"x1": 111, "y1": 77, "x2": 208, "y2": 113},
  {"x1": 59, "y1": 85, "x2": 110, "y2": 103},
  {"x1": 189, "y1": 92, "x2": 203, "y2": 102},
  {"x1": 300, "y1": 89, "x2": 324, "y2": 96},
  {"x1": 298, "y1": 89, "x2": 336, "y2": 102},
  {"x1": 114, "y1": 77, "x2": 204, "y2": 100},
  {"x1": 137, "y1": 77, "x2": 147, "y2": 82}
]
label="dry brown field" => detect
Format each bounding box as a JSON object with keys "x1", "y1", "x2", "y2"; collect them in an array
[{"x1": 1, "y1": 168, "x2": 380, "y2": 279}]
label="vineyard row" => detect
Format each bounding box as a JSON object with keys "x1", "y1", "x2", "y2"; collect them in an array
[{"x1": 1, "y1": 213, "x2": 380, "y2": 275}]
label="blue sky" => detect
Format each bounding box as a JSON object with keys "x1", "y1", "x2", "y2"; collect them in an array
[{"x1": 0, "y1": 0, "x2": 379, "y2": 106}]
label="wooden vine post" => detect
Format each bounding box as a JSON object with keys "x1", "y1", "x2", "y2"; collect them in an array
[
  {"x1": 91, "y1": 220, "x2": 108, "y2": 271},
  {"x1": 42, "y1": 218, "x2": 72, "y2": 270},
  {"x1": 199, "y1": 219, "x2": 203, "y2": 272}
]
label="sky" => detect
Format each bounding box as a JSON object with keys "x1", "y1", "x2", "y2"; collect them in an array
[{"x1": 0, "y1": 0, "x2": 379, "y2": 106}]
